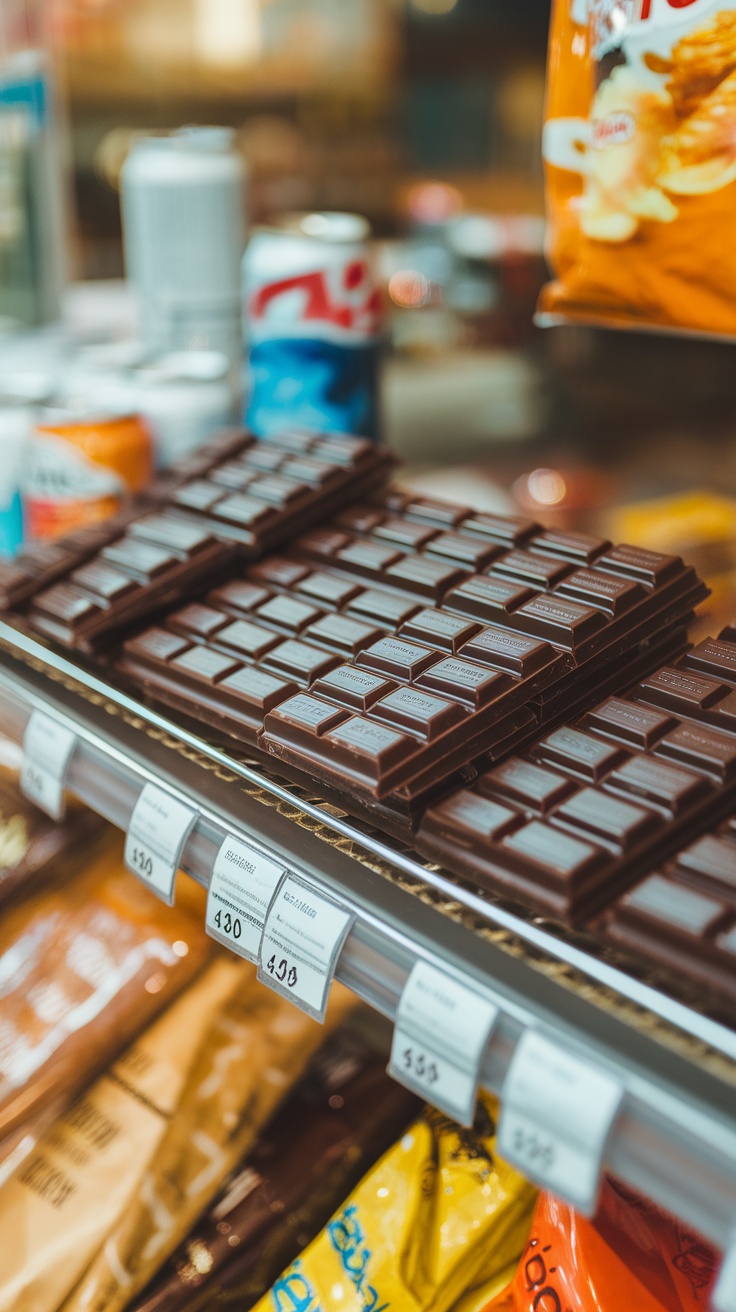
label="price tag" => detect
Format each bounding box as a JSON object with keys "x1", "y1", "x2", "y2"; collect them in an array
[
  {"x1": 257, "y1": 873, "x2": 353, "y2": 1022},
  {"x1": 124, "y1": 783, "x2": 198, "y2": 905},
  {"x1": 714, "y1": 1241, "x2": 736, "y2": 1312},
  {"x1": 20, "y1": 711, "x2": 77, "y2": 821},
  {"x1": 388, "y1": 961, "x2": 499, "y2": 1126},
  {"x1": 206, "y1": 835, "x2": 285, "y2": 961},
  {"x1": 498, "y1": 1030, "x2": 623, "y2": 1215}
]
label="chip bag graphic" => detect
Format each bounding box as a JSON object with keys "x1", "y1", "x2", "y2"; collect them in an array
[{"x1": 539, "y1": 0, "x2": 736, "y2": 335}]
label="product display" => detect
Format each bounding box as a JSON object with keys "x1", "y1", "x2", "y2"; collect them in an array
[
  {"x1": 252, "y1": 1093, "x2": 537, "y2": 1312},
  {"x1": 485, "y1": 1181, "x2": 717, "y2": 1311},
  {"x1": 0, "y1": 845, "x2": 209, "y2": 1183},
  {"x1": 2, "y1": 0, "x2": 736, "y2": 1303},
  {"x1": 131, "y1": 1021, "x2": 420, "y2": 1312},
  {"x1": 540, "y1": 0, "x2": 736, "y2": 336}
]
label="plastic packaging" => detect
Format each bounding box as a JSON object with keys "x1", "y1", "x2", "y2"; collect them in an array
[
  {"x1": 60, "y1": 979, "x2": 354, "y2": 1312},
  {"x1": 0, "y1": 844, "x2": 209, "y2": 1184},
  {"x1": 481, "y1": 1179, "x2": 717, "y2": 1311},
  {"x1": 252, "y1": 1093, "x2": 537, "y2": 1312},
  {"x1": 539, "y1": 0, "x2": 736, "y2": 336},
  {"x1": 0, "y1": 957, "x2": 244, "y2": 1312}
]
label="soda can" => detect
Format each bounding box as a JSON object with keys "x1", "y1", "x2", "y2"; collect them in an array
[
  {"x1": 58, "y1": 349, "x2": 236, "y2": 469},
  {"x1": 0, "y1": 406, "x2": 31, "y2": 556},
  {"x1": 121, "y1": 127, "x2": 246, "y2": 374},
  {"x1": 243, "y1": 211, "x2": 382, "y2": 441},
  {"x1": 24, "y1": 409, "x2": 153, "y2": 541}
]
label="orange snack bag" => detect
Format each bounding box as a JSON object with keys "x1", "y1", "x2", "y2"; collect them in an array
[
  {"x1": 482, "y1": 1179, "x2": 717, "y2": 1311},
  {"x1": 539, "y1": 0, "x2": 736, "y2": 336}
]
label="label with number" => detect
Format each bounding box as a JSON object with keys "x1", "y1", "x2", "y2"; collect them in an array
[
  {"x1": 20, "y1": 711, "x2": 77, "y2": 821},
  {"x1": 389, "y1": 961, "x2": 499, "y2": 1126},
  {"x1": 257, "y1": 873, "x2": 353, "y2": 1021},
  {"x1": 714, "y1": 1241, "x2": 736, "y2": 1312},
  {"x1": 124, "y1": 783, "x2": 198, "y2": 905},
  {"x1": 498, "y1": 1030, "x2": 624, "y2": 1215},
  {"x1": 206, "y1": 835, "x2": 285, "y2": 961}
]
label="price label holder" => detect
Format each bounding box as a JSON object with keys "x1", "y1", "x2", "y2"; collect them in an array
[
  {"x1": 714, "y1": 1239, "x2": 736, "y2": 1312},
  {"x1": 388, "y1": 961, "x2": 499, "y2": 1126},
  {"x1": 206, "y1": 835, "x2": 285, "y2": 961},
  {"x1": 124, "y1": 783, "x2": 198, "y2": 905},
  {"x1": 257, "y1": 873, "x2": 354, "y2": 1022},
  {"x1": 498, "y1": 1031, "x2": 623, "y2": 1215},
  {"x1": 20, "y1": 711, "x2": 77, "y2": 821}
]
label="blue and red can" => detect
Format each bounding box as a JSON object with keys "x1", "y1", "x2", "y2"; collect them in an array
[{"x1": 242, "y1": 212, "x2": 382, "y2": 441}]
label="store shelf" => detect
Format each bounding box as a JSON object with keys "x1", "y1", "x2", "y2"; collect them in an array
[{"x1": 0, "y1": 619, "x2": 734, "y2": 1253}]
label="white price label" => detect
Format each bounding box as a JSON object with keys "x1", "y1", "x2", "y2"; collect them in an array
[
  {"x1": 498, "y1": 1031, "x2": 623, "y2": 1215},
  {"x1": 124, "y1": 783, "x2": 198, "y2": 905},
  {"x1": 714, "y1": 1242, "x2": 736, "y2": 1312},
  {"x1": 257, "y1": 873, "x2": 353, "y2": 1021},
  {"x1": 20, "y1": 712, "x2": 77, "y2": 820},
  {"x1": 389, "y1": 962, "x2": 499, "y2": 1126},
  {"x1": 206, "y1": 835, "x2": 285, "y2": 961}
]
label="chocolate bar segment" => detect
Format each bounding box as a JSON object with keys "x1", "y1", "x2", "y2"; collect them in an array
[
  {"x1": 25, "y1": 513, "x2": 237, "y2": 651},
  {"x1": 2, "y1": 427, "x2": 393, "y2": 646},
  {"x1": 418, "y1": 631, "x2": 736, "y2": 922},
  {"x1": 604, "y1": 809, "x2": 736, "y2": 1015}
]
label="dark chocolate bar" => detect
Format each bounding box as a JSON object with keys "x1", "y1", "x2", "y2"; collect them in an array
[
  {"x1": 116, "y1": 498, "x2": 702, "y2": 835},
  {"x1": 129, "y1": 1026, "x2": 419, "y2": 1312},
  {"x1": 13, "y1": 431, "x2": 393, "y2": 651},
  {"x1": 416, "y1": 628, "x2": 736, "y2": 923},
  {"x1": 25, "y1": 515, "x2": 238, "y2": 651},
  {"x1": 0, "y1": 433, "x2": 252, "y2": 613},
  {"x1": 604, "y1": 811, "x2": 736, "y2": 1014},
  {"x1": 160, "y1": 430, "x2": 394, "y2": 553}
]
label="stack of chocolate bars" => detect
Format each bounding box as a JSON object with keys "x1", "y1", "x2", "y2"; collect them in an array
[{"x1": 0, "y1": 427, "x2": 733, "y2": 1019}]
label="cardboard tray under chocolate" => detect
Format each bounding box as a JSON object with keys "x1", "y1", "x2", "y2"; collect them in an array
[{"x1": 416, "y1": 630, "x2": 736, "y2": 929}]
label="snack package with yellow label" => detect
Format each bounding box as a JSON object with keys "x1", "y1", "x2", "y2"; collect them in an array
[
  {"x1": 539, "y1": 0, "x2": 736, "y2": 336},
  {"x1": 251, "y1": 1094, "x2": 536, "y2": 1312}
]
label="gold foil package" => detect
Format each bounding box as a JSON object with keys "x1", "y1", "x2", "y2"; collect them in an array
[
  {"x1": 60, "y1": 977, "x2": 354, "y2": 1312},
  {"x1": 0, "y1": 957, "x2": 244, "y2": 1312}
]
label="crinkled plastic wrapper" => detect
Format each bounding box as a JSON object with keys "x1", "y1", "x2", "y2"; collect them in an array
[
  {"x1": 0, "y1": 957, "x2": 243, "y2": 1312},
  {"x1": 539, "y1": 0, "x2": 736, "y2": 336},
  {"x1": 0, "y1": 847, "x2": 209, "y2": 1184},
  {"x1": 481, "y1": 1179, "x2": 717, "y2": 1311},
  {"x1": 251, "y1": 1093, "x2": 536, "y2": 1312}
]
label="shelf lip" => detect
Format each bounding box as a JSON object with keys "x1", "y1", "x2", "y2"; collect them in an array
[
  {"x1": 0, "y1": 631, "x2": 735, "y2": 1247},
  {"x1": 1, "y1": 619, "x2": 734, "y2": 1065}
]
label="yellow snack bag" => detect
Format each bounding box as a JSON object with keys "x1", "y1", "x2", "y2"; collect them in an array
[
  {"x1": 252, "y1": 1094, "x2": 536, "y2": 1312},
  {"x1": 539, "y1": 0, "x2": 736, "y2": 336}
]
